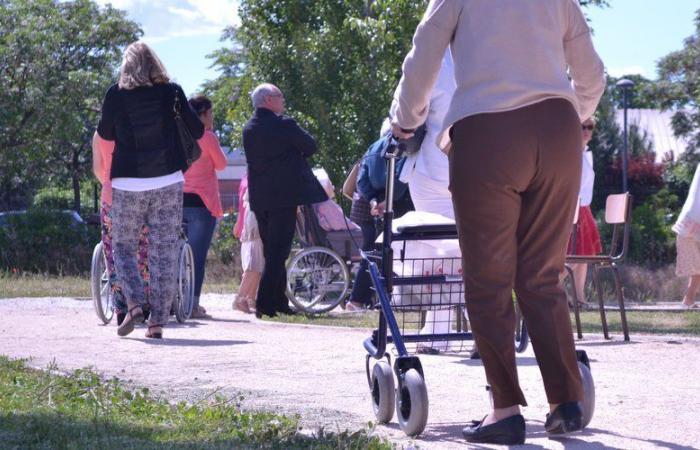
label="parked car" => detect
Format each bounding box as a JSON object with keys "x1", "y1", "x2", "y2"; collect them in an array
[{"x1": 0, "y1": 209, "x2": 86, "y2": 229}]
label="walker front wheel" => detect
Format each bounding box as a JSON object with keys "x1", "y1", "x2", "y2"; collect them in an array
[
  {"x1": 371, "y1": 361, "x2": 395, "y2": 423},
  {"x1": 396, "y1": 369, "x2": 429, "y2": 437}
]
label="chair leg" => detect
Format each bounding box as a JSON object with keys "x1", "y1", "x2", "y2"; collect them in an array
[
  {"x1": 564, "y1": 265, "x2": 583, "y2": 339},
  {"x1": 612, "y1": 264, "x2": 630, "y2": 341},
  {"x1": 592, "y1": 265, "x2": 610, "y2": 340}
]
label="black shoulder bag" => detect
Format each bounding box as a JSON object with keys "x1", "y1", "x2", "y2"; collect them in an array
[{"x1": 173, "y1": 89, "x2": 202, "y2": 169}]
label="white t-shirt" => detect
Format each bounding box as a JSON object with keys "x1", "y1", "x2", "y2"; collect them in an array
[
  {"x1": 579, "y1": 150, "x2": 595, "y2": 207},
  {"x1": 112, "y1": 171, "x2": 184, "y2": 192}
]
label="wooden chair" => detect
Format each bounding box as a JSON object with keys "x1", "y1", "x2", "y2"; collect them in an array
[{"x1": 565, "y1": 193, "x2": 631, "y2": 341}]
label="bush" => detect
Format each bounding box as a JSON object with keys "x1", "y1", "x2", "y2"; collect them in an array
[
  {"x1": 32, "y1": 184, "x2": 101, "y2": 217},
  {"x1": 210, "y1": 213, "x2": 242, "y2": 277},
  {"x1": 598, "y1": 188, "x2": 678, "y2": 268},
  {"x1": 0, "y1": 209, "x2": 99, "y2": 275}
]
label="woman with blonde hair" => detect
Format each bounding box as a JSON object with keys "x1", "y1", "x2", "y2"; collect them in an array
[{"x1": 94, "y1": 41, "x2": 204, "y2": 339}]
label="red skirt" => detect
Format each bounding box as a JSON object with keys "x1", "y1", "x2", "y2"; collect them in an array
[{"x1": 568, "y1": 206, "x2": 602, "y2": 256}]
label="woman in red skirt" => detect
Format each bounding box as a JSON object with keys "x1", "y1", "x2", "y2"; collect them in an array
[{"x1": 568, "y1": 117, "x2": 602, "y2": 306}]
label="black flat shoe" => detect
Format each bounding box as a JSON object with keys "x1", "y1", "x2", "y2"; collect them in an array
[
  {"x1": 462, "y1": 414, "x2": 526, "y2": 445},
  {"x1": 255, "y1": 310, "x2": 277, "y2": 319},
  {"x1": 545, "y1": 402, "x2": 583, "y2": 435}
]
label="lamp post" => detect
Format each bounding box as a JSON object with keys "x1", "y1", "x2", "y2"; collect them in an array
[{"x1": 616, "y1": 78, "x2": 634, "y2": 193}]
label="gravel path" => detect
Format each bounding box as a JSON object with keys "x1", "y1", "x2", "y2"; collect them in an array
[{"x1": 0, "y1": 294, "x2": 698, "y2": 449}]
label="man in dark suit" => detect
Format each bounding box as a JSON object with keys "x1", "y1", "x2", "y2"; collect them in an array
[{"x1": 243, "y1": 83, "x2": 327, "y2": 318}]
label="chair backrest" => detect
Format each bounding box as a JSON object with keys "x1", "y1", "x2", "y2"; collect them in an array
[{"x1": 605, "y1": 193, "x2": 631, "y2": 260}]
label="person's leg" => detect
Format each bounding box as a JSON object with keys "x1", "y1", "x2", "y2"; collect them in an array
[
  {"x1": 143, "y1": 182, "x2": 184, "y2": 333},
  {"x1": 512, "y1": 99, "x2": 583, "y2": 412},
  {"x1": 101, "y1": 203, "x2": 127, "y2": 316},
  {"x1": 348, "y1": 221, "x2": 377, "y2": 308},
  {"x1": 254, "y1": 209, "x2": 276, "y2": 316},
  {"x1": 571, "y1": 263, "x2": 588, "y2": 304},
  {"x1": 450, "y1": 108, "x2": 539, "y2": 421},
  {"x1": 183, "y1": 206, "x2": 217, "y2": 312},
  {"x1": 683, "y1": 275, "x2": 700, "y2": 306},
  {"x1": 270, "y1": 207, "x2": 297, "y2": 312}
]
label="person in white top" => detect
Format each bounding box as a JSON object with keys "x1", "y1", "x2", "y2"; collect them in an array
[
  {"x1": 673, "y1": 164, "x2": 700, "y2": 309},
  {"x1": 389, "y1": 0, "x2": 606, "y2": 444},
  {"x1": 568, "y1": 118, "x2": 602, "y2": 306},
  {"x1": 399, "y1": 49, "x2": 457, "y2": 350}
]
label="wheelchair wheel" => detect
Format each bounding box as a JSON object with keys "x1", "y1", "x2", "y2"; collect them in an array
[
  {"x1": 371, "y1": 361, "x2": 395, "y2": 423},
  {"x1": 396, "y1": 369, "x2": 429, "y2": 437},
  {"x1": 175, "y1": 242, "x2": 195, "y2": 323},
  {"x1": 579, "y1": 361, "x2": 595, "y2": 428},
  {"x1": 286, "y1": 246, "x2": 350, "y2": 314},
  {"x1": 514, "y1": 304, "x2": 529, "y2": 353},
  {"x1": 91, "y1": 242, "x2": 113, "y2": 324}
]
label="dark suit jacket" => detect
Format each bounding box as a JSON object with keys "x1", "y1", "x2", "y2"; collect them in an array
[{"x1": 243, "y1": 108, "x2": 327, "y2": 211}]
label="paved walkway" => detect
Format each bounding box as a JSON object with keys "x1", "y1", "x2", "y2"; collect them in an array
[{"x1": 0, "y1": 295, "x2": 698, "y2": 449}]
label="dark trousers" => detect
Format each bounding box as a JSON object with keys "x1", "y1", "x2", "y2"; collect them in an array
[
  {"x1": 183, "y1": 207, "x2": 217, "y2": 303},
  {"x1": 449, "y1": 99, "x2": 583, "y2": 408},
  {"x1": 349, "y1": 220, "x2": 378, "y2": 306},
  {"x1": 254, "y1": 206, "x2": 297, "y2": 314}
]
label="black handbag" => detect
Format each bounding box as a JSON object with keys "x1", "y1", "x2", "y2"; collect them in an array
[{"x1": 173, "y1": 91, "x2": 202, "y2": 169}]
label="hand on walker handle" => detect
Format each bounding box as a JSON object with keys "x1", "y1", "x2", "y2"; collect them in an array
[{"x1": 371, "y1": 201, "x2": 386, "y2": 216}]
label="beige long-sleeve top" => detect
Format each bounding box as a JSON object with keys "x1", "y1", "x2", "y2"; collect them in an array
[{"x1": 390, "y1": 0, "x2": 606, "y2": 151}]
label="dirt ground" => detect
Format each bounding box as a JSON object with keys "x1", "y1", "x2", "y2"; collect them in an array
[{"x1": 0, "y1": 294, "x2": 699, "y2": 449}]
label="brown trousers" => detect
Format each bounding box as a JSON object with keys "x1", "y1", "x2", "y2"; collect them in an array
[{"x1": 449, "y1": 99, "x2": 583, "y2": 408}]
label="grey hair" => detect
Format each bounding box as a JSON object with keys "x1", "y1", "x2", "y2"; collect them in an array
[
  {"x1": 118, "y1": 41, "x2": 170, "y2": 90},
  {"x1": 250, "y1": 83, "x2": 278, "y2": 108}
]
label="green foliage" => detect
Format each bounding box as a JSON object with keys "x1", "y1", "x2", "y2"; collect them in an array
[
  {"x1": 608, "y1": 74, "x2": 663, "y2": 110},
  {"x1": 0, "y1": 0, "x2": 141, "y2": 210},
  {"x1": 210, "y1": 214, "x2": 241, "y2": 267},
  {"x1": 0, "y1": 209, "x2": 99, "y2": 274},
  {"x1": 657, "y1": 8, "x2": 700, "y2": 151},
  {"x1": 0, "y1": 356, "x2": 392, "y2": 449},
  {"x1": 597, "y1": 189, "x2": 678, "y2": 267}
]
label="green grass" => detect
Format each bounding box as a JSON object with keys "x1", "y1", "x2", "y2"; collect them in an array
[
  {"x1": 265, "y1": 310, "x2": 700, "y2": 336},
  {"x1": 0, "y1": 356, "x2": 390, "y2": 450},
  {"x1": 0, "y1": 273, "x2": 237, "y2": 299}
]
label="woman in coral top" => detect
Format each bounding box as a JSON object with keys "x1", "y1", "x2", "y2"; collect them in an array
[{"x1": 183, "y1": 95, "x2": 228, "y2": 318}]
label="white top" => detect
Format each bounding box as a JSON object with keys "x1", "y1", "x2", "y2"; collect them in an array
[
  {"x1": 112, "y1": 171, "x2": 184, "y2": 192},
  {"x1": 390, "y1": 0, "x2": 606, "y2": 151},
  {"x1": 579, "y1": 150, "x2": 595, "y2": 207},
  {"x1": 400, "y1": 50, "x2": 456, "y2": 186},
  {"x1": 674, "y1": 163, "x2": 700, "y2": 240}
]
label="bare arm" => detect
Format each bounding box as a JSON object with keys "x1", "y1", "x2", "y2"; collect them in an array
[{"x1": 92, "y1": 131, "x2": 105, "y2": 183}]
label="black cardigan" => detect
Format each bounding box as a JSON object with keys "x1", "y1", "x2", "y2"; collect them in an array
[
  {"x1": 97, "y1": 82, "x2": 204, "y2": 179},
  {"x1": 242, "y1": 108, "x2": 327, "y2": 211}
]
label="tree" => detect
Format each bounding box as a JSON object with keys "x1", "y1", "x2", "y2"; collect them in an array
[
  {"x1": 657, "y1": 8, "x2": 700, "y2": 152},
  {"x1": 0, "y1": 0, "x2": 141, "y2": 211},
  {"x1": 206, "y1": 0, "x2": 610, "y2": 186},
  {"x1": 607, "y1": 74, "x2": 662, "y2": 110}
]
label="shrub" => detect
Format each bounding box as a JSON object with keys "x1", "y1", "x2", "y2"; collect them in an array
[
  {"x1": 0, "y1": 209, "x2": 99, "y2": 275},
  {"x1": 210, "y1": 213, "x2": 241, "y2": 271}
]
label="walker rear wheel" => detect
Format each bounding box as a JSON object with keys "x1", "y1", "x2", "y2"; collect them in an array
[
  {"x1": 579, "y1": 361, "x2": 595, "y2": 428},
  {"x1": 396, "y1": 369, "x2": 429, "y2": 436}
]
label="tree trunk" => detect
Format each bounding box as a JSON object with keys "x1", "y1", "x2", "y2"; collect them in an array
[{"x1": 72, "y1": 149, "x2": 81, "y2": 212}]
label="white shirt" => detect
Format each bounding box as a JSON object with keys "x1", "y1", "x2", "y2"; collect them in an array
[
  {"x1": 390, "y1": 0, "x2": 606, "y2": 152},
  {"x1": 112, "y1": 171, "x2": 184, "y2": 192},
  {"x1": 579, "y1": 149, "x2": 595, "y2": 207}
]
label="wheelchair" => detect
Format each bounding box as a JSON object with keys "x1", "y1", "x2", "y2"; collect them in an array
[{"x1": 91, "y1": 224, "x2": 195, "y2": 324}]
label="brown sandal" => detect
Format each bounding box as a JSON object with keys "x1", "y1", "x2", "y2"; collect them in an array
[
  {"x1": 145, "y1": 325, "x2": 163, "y2": 339},
  {"x1": 117, "y1": 303, "x2": 144, "y2": 337}
]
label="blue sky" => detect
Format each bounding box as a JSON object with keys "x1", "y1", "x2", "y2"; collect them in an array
[{"x1": 99, "y1": 0, "x2": 699, "y2": 96}]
